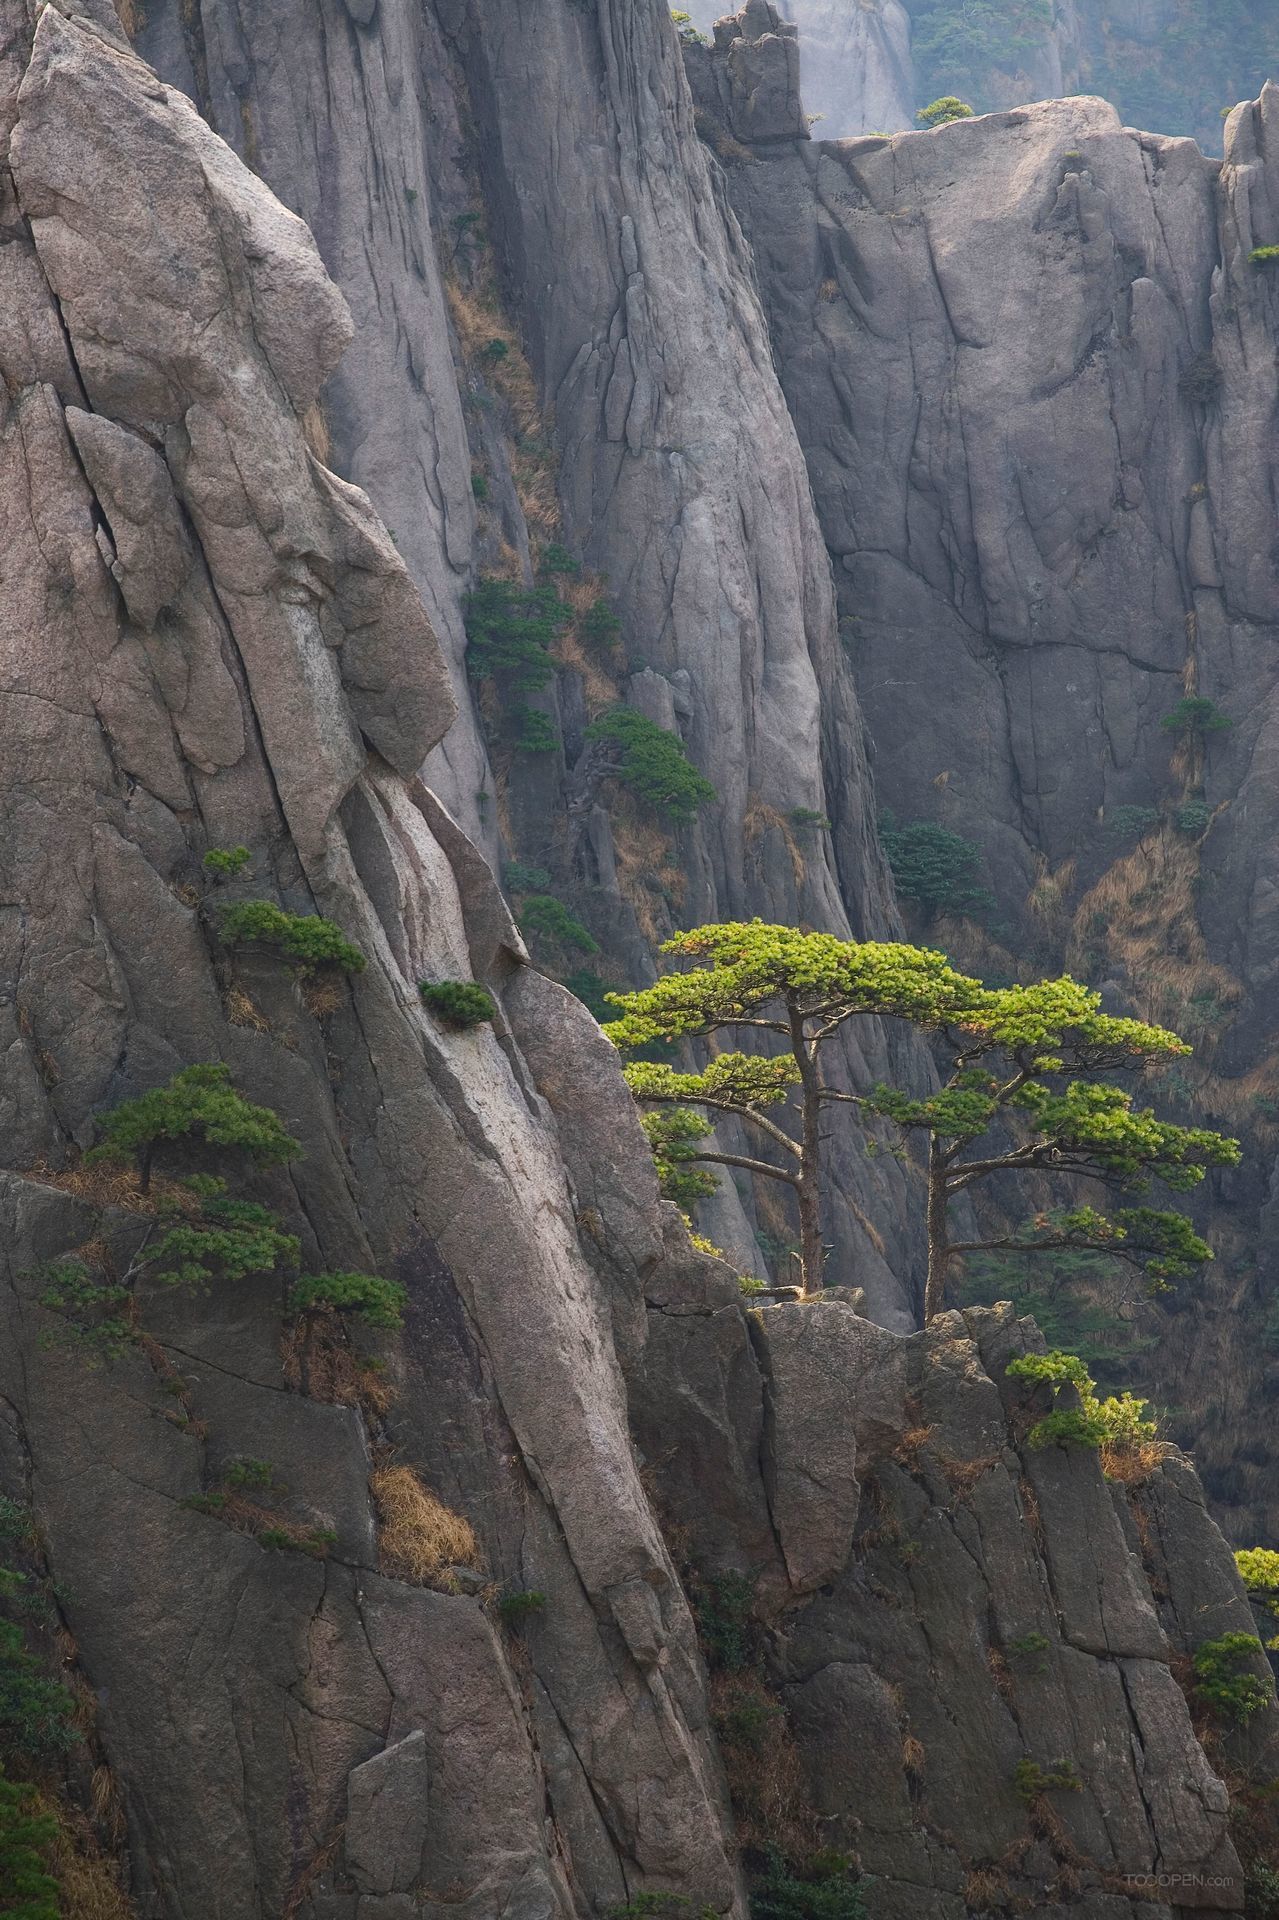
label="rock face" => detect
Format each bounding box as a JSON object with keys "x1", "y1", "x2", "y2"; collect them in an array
[
  {"x1": 2, "y1": 4, "x2": 1277, "y2": 1916},
  {"x1": 683, "y1": 0, "x2": 916, "y2": 137},
  {"x1": 695, "y1": 26, "x2": 1279, "y2": 1540},
  {"x1": 129, "y1": 0, "x2": 941, "y2": 1327}
]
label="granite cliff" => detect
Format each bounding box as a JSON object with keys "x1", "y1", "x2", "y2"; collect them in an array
[{"x1": 1, "y1": 1, "x2": 1277, "y2": 1917}]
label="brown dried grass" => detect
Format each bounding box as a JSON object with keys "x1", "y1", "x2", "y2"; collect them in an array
[
  {"x1": 34, "y1": 1792, "x2": 136, "y2": 1920},
  {"x1": 22, "y1": 1160, "x2": 193, "y2": 1218},
  {"x1": 1100, "y1": 1436, "x2": 1171, "y2": 1485},
  {"x1": 225, "y1": 984, "x2": 269, "y2": 1032},
  {"x1": 113, "y1": 0, "x2": 144, "y2": 35},
  {"x1": 280, "y1": 1318, "x2": 394, "y2": 1417},
  {"x1": 709, "y1": 1670, "x2": 817, "y2": 1857},
  {"x1": 963, "y1": 1865, "x2": 1009, "y2": 1908},
  {"x1": 301, "y1": 974, "x2": 345, "y2": 1020},
  {"x1": 901, "y1": 1733, "x2": 926, "y2": 1777},
  {"x1": 1066, "y1": 832, "x2": 1240, "y2": 1049},
  {"x1": 370, "y1": 1465, "x2": 480, "y2": 1587},
  {"x1": 611, "y1": 803, "x2": 682, "y2": 943},
  {"x1": 938, "y1": 1452, "x2": 999, "y2": 1497},
  {"x1": 744, "y1": 795, "x2": 806, "y2": 895},
  {"x1": 300, "y1": 402, "x2": 332, "y2": 466}
]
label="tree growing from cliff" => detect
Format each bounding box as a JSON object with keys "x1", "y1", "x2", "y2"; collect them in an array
[{"x1": 604, "y1": 922, "x2": 1240, "y2": 1313}]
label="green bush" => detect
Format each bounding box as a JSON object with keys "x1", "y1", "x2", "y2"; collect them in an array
[
  {"x1": 518, "y1": 894, "x2": 599, "y2": 954},
  {"x1": 216, "y1": 900, "x2": 366, "y2": 974},
  {"x1": 586, "y1": 708, "x2": 715, "y2": 823},
  {"x1": 1014, "y1": 1757, "x2": 1081, "y2": 1802},
  {"x1": 419, "y1": 980, "x2": 498, "y2": 1029},
  {"x1": 537, "y1": 543, "x2": 579, "y2": 577},
  {"x1": 0, "y1": 1769, "x2": 59, "y2": 1920},
  {"x1": 0, "y1": 1623, "x2": 78, "y2": 1763},
  {"x1": 1104, "y1": 805, "x2": 1160, "y2": 842},
  {"x1": 1161, "y1": 696, "x2": 1231, "y2": 738},
  {"x1": 1236, "y1": 1547, "x2": 1279, "y2": 1648},
  {"x1": 1179, "y1": 353, "x2": 1223, "y2": 405},
  {"x1": 511, "y1": 705, "x2": 559, "y2": 754},
  {"x1": 203, "y1": 845, "x2": 251, "y2": 878},
  {"x1": 470, "y1": 472, "x2": 489, "y2": 502},
  {"x1": 288, "y1": 1272, "x2": 407, "y2": 1330},
  {"x1": 879, "y1": 814, "x2": 993, "y2": 921},
  {"x1": 1006, "y1": 1350, "x2": 1158, "y2": 1457},
  {"x1": 1246, "y1": 1861, "x2": 1279, "y2": 1918},
  {"x1": 225, "y1": 1459, "x2": 275, "y2": 1490},
  {"x1": 917, "y1": 95, "x2": 975, "y2": 125},
  {"x1": 960, "y1": 1235, "x2": 1156, "y2": 1387},
  {"x1": 464, "y1": 578, "x2": 569, "y2": 692},
  {"x1": 1192, "y1": 1633, "x2": 1271, "y2": 1722},
  {"x1": 750, "y1": 1850, "x2": 866, "y2": 1920},
  {"x1": 643, "y1": 1108, "x2": 719, "y2": 1215},
  {"x1": 908, "y1": 0, "x2": 1051, "y2": 110},
  {"x1": 1174, "y1": 799, "x2": 1212, "y2": 837},
  {"x1": 697, "y1": 1570, "x2": 759, "y2": 1674},
  {"x1": 789, "y1": 808, "x2": 832, "y2": 831},
  {"x1": 497, "y1": 1589, "x2": 546, "y2": 1626},
  {"x1": 87, "y1": 1063, "x2": 300, "y2": 1185},
  {"x1": 581, "y1": 598, "x2": 622, "y2": 656},
  {"x1": 1250, "y1": 246, "x2": 1279, "y2": 268}
]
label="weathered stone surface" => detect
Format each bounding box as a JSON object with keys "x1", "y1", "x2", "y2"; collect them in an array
[{"x1": 345, "y1": 1732, "x2": 429, "y2": 1894}]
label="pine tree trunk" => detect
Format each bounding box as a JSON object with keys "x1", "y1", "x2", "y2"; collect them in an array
[{"x1": 923, "y1": 1136, "x2": 950, "y2": 1322}]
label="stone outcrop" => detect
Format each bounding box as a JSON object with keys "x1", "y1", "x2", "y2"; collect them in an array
[{"x1": 682, "y1": 0, "x2": 915, "y2": 138}]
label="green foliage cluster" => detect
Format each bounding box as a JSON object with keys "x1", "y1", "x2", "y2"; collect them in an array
[
  {"x1": 750, "y1": 1852, "x2": 866, "y2": 1920},
  {"x1": 1179, "y1": 353, "x2": 1224, "y2": 405},
  {"x1": 916, "y1": 94, "x2": 975, "y2": 125},
  {"x1": 503, "y1": 862, "x2": 552, "y2": 895},
  {"x1": 642, "y1": 1108, "x2": 719, "y2": 1214},
  {"x1": 538, "y1": 544, "x2": 579, "y2": 577},
  {"x1": 203, "y1": 845, "x2": 252, "y2": 878},
  {"x1": 1006, "y1": 1349, "x2": 1158, "y2": 1456},
  {"x1": 88, "y1": 1063, "x2": 300, "y2": 1185},
  {"x1": 587, "y1": 708, "x2": 715, "y2": 823},
  {"x1": 217, "y1": 900, "x2": 366, "y2": 974},
  {"x1": 1161, "y1": 696, "x2": 1231, "y2": 738},
  {"x1": 581, "y1": 598, "x2": 623, "y2": 658},
  {"x1": 518, "y1": 894, "x2": 599, "y2": 954},
  {"x1": 1235, "y1": 1548, "x2": 1279, "y2": 1649},
  {"x1": 670, "y1": 9, "x2": 708, "y2": 46},
  {"x1": 696, "y1": 1570, "x2": 759, "y2": 1674},
  {"x1": 1253, "y1": 247, "x2": 1279, "y2": 268},
  {"x1": 1083, "y1": 0, "x2": 1279, "y2": 154},
  {"x1": 464, "y1": 578, "x2": 569, "y2": 692},
  {"x1": 789, "y1": 808, "x2": 832, "y2": 831},
  {"x1": 607, "y1": 1898, "x2": 715, "y2": 1920},
  {"x1": 878, "y1": 814, "x2": 993, "y2": 922},
  {"x1": 419, "y1": 980, "x2": 498, "y2": 1030},
  {"x1": 1174, "y1": 798, "x2": 1212, "y2": 837},
  {"x1": 0, "y1": 1620, "x2": 77, "y2": 1764},
  {"x1": 497, "y1": 1589, "x2": 546, "y2": 1626},
  {"x1": 1014, "y1": 1757, "x2": 1081, "y2": 1802},
  {"x1": 1105, "y1": 805, "x2": 1160, "y2": 843},
  {"x1": 0, "y1": 1770, "x2": 58, "y2": 1920},
  {"x1": 1192, "y1": 1633, "x2": 1271, "y2": 1722},
  {"x1": 510, "y1": 705, "x2": 559, "y2": 754},
  {"x1": 288, "y1": 1271, "x2": 407, "y2": 1330},
  {"x1": 1246, "y1": 1861, "x2": 1279, "y2": 1918}
]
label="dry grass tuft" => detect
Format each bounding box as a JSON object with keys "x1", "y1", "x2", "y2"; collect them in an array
[
  {"x1": 987, "y1": 1644, "x2": 1013, "y2": 1701},
  {"x1": 709, "y1": 1670, "x2": 817, "y2": 1858},
  {"x1": 1100, "y1": 1436, "x2": 1171, "y2": 1485},
  {"x1": 300, "y1": 402, "x2": 332, "y2": 466},
  {"x1": 301, "y1": 974, "x2": 345, "y2": 1020},
  {"x1": 113, "y1": 0, "x2": 144, "y2": 35},
  {"x1": 280, "y1": 1318, "x2": 394, "y2": 1417},
  {"x1": 33, "y1": 1791, "x2": 135, "y2": 1920},
  {"x1": 963, "y1": 1865, "x2": 1009, "y2": 1908},
  {"x1": 370, "y1": 1465, "x2": 481, "y2": 1588},
  {"x1": 901, "y1": 1733, "x2": 926, "y2": 1777},
  {"x1": 893, "y1": 1420, "x2": 935, "y2": 1467},
  {"x1": 744, "y1": 795, "x2": 806, "y2": 895},
  {"x1": 22, "y1": 1159, "x2": 194, "y2": 1218},
  {"x1": 611, "y1": 800, "x2": 683, "y2": 943},
  {"x1": 938, "y1": 1453, "x2": 999, "y2": 1498},
  {"x1": 1066, "y1": 832, "x2": 1240, "y2": 1052},
  {"x1": 225, "y1": 984, "x2": 270, "y2": 1032}
]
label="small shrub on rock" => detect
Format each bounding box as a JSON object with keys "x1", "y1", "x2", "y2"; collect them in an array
[
  {"x1": 750, "y1": 1849, "x2": 866, "y2": 1919},
  {"x1": 518, "y1": 894, "x2": 599, "y2": 954},
  {"x1": 0, "y1": 1624, "x2": 78, "y2": 1763},
  {"x1": 587, "y1": 707, "x2": 715, "y2": 823},
  {"x1": 464, "y1": 577, "x2": 569, "y2": 692},
  {"x1": 289, "y1": 1272, "x2": 407, "y2": 1330},
  {"x1": 1193, "y1": 1632, "x2": 1271, "y2": 1722},
  {"x1": 1161, "y1": 695, "x2": 1231, "y2": 739},
  {"x1": 1014, "y1": 1757, "x2": 1081, "y2": 1802},
  {"x1": 87, "y1": 1062, "x2": 300, "y2": 1189},
  {"x1": 217, "y1": 900, "x2": 366, "y2": 974},
  {"x1": 419, "y1": 981, "x2": 498, "y2": 1030},
  {"x1": 0, "y1": 1768, "x2": 59, "y2": 1919},
  {"x1": 202, "y1": 845, "x2": 252, "y2": 878},
  {"x1": 1174, "y1": 798, "x2": 1212, "y2": 837},
  {"x1": 917, "y1": 96, "x2": 974, "y2": 125},
  {"x1": 497, "y1": 1589, "x2": 547, "y2": 1627},
  {"x1": 1250, "y1": 246, "x2": 1279, "y2": 268},
  {"x1": 878, "y1": 814, "x2": 993, "y2": 921}
]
